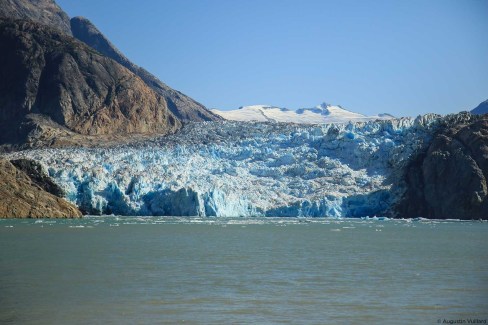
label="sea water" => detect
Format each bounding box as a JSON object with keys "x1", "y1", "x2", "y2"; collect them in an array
[{"x1": 0, "y1": 217, "x2": 487, "y2": 324}]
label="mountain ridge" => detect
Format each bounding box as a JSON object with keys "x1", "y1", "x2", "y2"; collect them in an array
[
  {"x1": 70, "y1": 16, "x2": 221, "y2": 123},
  {"x1": 0, "y1": 0, "x2": 219, "y2": 134},
  {"x1": 471, "y1": 99, "x2": 488, "y2": 115}
]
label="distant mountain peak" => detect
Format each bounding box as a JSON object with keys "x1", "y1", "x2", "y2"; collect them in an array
[
  {"x1": 296, "y1": 103, "x2": 367, "y2": 119},
  {"x1": 471, "y1": 99, "x2": 488, "y2": 115}
]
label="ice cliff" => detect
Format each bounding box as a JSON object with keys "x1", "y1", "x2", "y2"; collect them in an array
[{"x1": 8, "y1": 115, "x2": 445, "y2": 217}]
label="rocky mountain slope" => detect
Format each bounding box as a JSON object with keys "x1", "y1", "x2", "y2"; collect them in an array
[
  {"x1": 0, "y1": 18, "x2": 180, "y2": 146},
  {"x1": 212, "y1": 103, "x2": 395, "y2": 124},
  {"x1": 0, "y1": 159, "x2": 81, "y2": 218},
  {"x1": 0, "y1": 0, "x2": 71, "y2": 35},
  {"x1": 471, "y1": 99, "x2": 488, "y2": 115},
  {"x1": 0, "y1": 0, "x2": 219, "y2": 146},
  {"x1": 397, "y1": 114, "x2": 488, "y2": 219},
  {"x1": 70, "y1": 16, "x2": 221, "y2": 123}
]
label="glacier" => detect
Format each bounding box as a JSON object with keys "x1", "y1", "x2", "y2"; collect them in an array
[{"x1": 7, "y1": 115, "x2": 445, "y2": 217}]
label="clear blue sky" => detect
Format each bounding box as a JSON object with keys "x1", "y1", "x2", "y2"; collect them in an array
[{"x1": 57, "y1": 0, "x2": 488, "y2": 117}]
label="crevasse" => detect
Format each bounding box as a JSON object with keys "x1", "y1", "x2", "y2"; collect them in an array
[{"x1": 10, "y1": 115, "x2": 442, "y2": 217}]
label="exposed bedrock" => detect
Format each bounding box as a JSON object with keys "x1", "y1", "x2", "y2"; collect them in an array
[
  {"x1": 397, "y1": 115, "x2": 488, "y2": 219},
  {"x1": 0, "y1": 18, "x2": 180, "y2": 146},
  {"x1": 0, "y1": 0, "x2": 72, "y2": 35},
  {"x1": 0, "y1": 159, "x2": 81, "y2": 218}
]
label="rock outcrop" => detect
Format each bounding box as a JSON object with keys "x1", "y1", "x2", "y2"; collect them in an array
[
  {"x1": 0, "y1": 18, "x2": 180, "y2": 145},
  {"x1": 0, "y1": 159, "x2": 82, "y2": 218},
  {"x1": 10, "y1": 158, "x2": 65, "y2": 197},
  {"x1": 70, "y1": 16, "x2": 222, "y2": 123},
  {"x1": 397, "y1": 115, "x2": 488, "y2": 220},
  {"x1": 0, "y1": 0, "x2": 72, "y2": 35}
]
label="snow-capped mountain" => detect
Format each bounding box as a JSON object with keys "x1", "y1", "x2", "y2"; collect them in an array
[{"x1": 211, "y1": 103, "x2": 395, "y2": 124}]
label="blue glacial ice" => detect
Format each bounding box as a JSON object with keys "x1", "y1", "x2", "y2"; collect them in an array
[{"x1": 9, "y1": 115, "x2": 443, "y2": 217}]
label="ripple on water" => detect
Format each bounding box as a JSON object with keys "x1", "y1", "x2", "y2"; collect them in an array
[{"x1": 0, "y1": 216, "x2": 487, "y2": 324}]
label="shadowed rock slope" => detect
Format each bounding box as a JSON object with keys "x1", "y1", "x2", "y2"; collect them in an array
[
  {"x1": 70, "y1": 16, "x2": 222, "y2": 123},
  {"x1": 0, "y1": 0, "x2": 71, "y2": 35},
  {"x1": 397, "y1": 115, "x2": 488, "y2": 220},
  {"x1": 0, "y1": 159, "x2": 81, "y2": 218},
  {"x1": 472, "y1": 99, "x2": 488, "y2": 115},
  {"x1": 0, "y1": 18, "x2": 180, "y2": 146},
  {"x1": 10, "y1": 158, "x2": 65, "y2": 197}
]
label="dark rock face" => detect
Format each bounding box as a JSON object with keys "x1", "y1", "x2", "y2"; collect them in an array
[
  {"x1": 0, "y1": 159, "x2": 82, "y2": 218},
  {"x1": 0, "y1": 18, "x2": 180, "y2": 145},
  {"x1": 0, "y1": 0, "x2": 71, "y2": 35},
  {"x1": 10, "y1": 158, "x2": 64, "y2": 197},
  {"x1": 70, "y1": 16, "x2": 222, "y2": 123},
  {"x1": 471, "y1": 99, "x2": 488, "y2": 115},
  {"x1": 397, "y1": 115, "x2": 488, "y2": 220}
]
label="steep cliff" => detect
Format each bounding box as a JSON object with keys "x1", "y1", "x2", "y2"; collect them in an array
[
  {"x1": 397, "y1": 114, "x2": 488, "y2": 219},
  {"x1": 70, "y1": 16, "x2": 221, "y2": 123},
  {"x1": 0, "y1": 18, "x2": 180, "y2": 145}
]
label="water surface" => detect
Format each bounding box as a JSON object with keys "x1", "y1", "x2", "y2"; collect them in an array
[{"x1": 1, "y1": 217, "x2": 487, "y2": 324}]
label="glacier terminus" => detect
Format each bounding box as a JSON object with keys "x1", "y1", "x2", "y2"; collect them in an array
[{"x1": 7, "y1": 113, "x2": 456, "y2": 218}]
